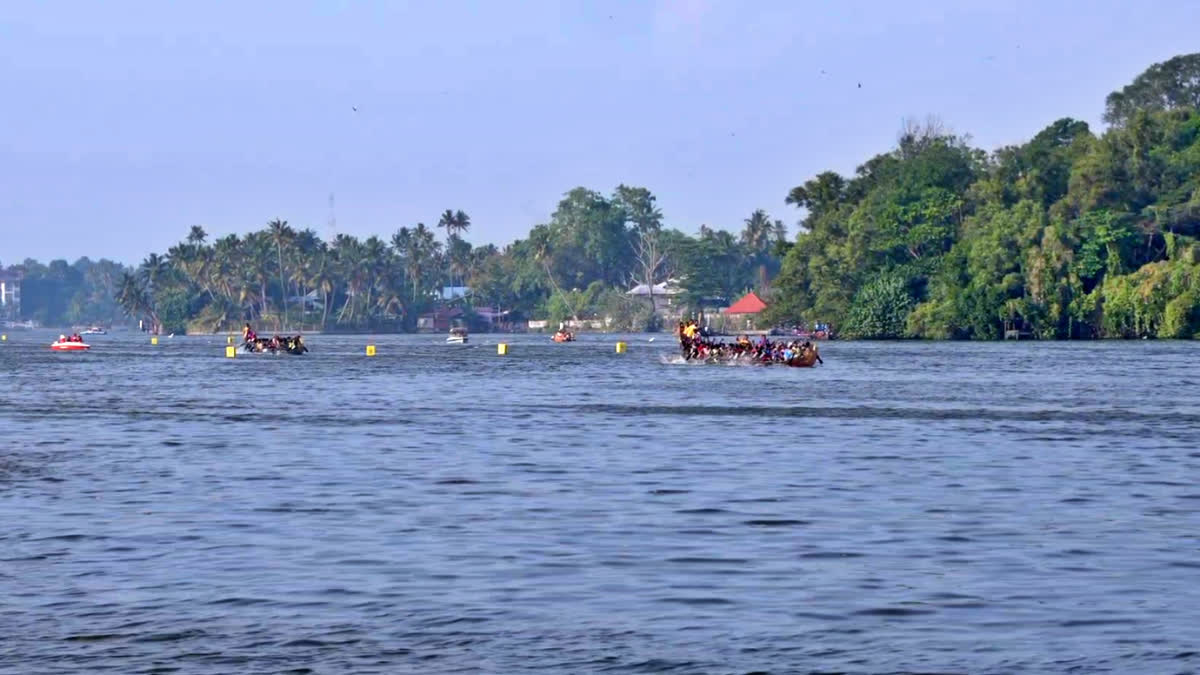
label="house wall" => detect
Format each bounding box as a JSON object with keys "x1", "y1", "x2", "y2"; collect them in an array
[{"x1": 0, "y1": 279, "x2": 20, "y2": 315}]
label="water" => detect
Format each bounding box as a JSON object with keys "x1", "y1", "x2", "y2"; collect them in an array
[{"x1": 2, "y1": 331, "x2": 1199, "y2": 674}]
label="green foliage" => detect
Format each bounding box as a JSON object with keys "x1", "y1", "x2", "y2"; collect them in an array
[
  {"x1": 155, "y1": 288, "x2": 191, "y2": 336},
  {"x1": 843, "y1": 274, "x2": 912, "y2": 338},
  {"x1": 81, "y1": 186, "x2": 784, "y2": 333},
  {"x1": 9, "y1": 257, "x2": 128, "y2": 326},
  {"x1": 768, "y1": 53, "x2": 1200, "y2": 340},
  {"x1": 1105, "y1": 53, "x2": 1200, "y2": 126}
]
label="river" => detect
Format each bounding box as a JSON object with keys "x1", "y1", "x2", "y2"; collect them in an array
[{"x1": 2, "y1": 331, "x2": 1198, "y2": 673}]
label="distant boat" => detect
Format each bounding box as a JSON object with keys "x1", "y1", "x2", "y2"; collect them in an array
[
  {"x1": 81, "y1": 327, "x2": 107, "y2": 335},
  {"x1": 551, "y1": 329, "x2": 575, "y2": 342},
  {"x1": 446, "y1": 327, "x2": 468, "y2": 344}
]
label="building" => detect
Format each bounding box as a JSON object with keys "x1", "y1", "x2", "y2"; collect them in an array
[
  {"x1": 441, "y1": 286, "x2": 470, "y2": 301},
  {"x1": 416, "y1": 306, "x2": 464, "y2": 332},
  {"x1": 0, "y1": 270, "x2": 21, "y2": 318},
  {"x1": 721, "y1": 291, "x2": 768, "y2": 331},
  {"x1": 626, "y1": 278, "x2": 686, "y2": 318}
]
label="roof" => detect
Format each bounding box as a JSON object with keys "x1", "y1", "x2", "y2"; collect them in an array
[
  {"x1": 418, "y1": 306, "x2": 464, "y2": 319},
  {"x1": 627, "y1": 279, "x2": 684, "y2": 296},
  {"x1": 722, "y1": 291, "x2": 768, "y2": 314}
]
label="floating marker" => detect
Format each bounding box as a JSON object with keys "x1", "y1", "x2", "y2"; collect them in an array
[
  {"x1": 227, "y1": 335, "x2": 234, "y2": 344},
  {"x1": 497, "y1": 343, "x2": 508, "y2": 355},
  {"x1": 151, "y1": 336, "x2": 158, "y2": 345},
  {"x1": 1, "y1": 334, "x2": 6, "y2": 342},
  {"x1": 366, "y1": 344, "x2": 376, "y2": 356},
  {"x1": 225, "y1": 345, "x2": 236, "y2": 358},
  {"x1": 615, "y1": 341, "x2": 627, "y2": 354}
]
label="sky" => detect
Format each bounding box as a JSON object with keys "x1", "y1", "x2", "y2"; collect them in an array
[{"x1": 2, "y1": 0, "x2": 1198, "y2": 265}]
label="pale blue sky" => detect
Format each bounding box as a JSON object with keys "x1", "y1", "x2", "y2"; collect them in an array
[{"x1": 2, "y1": 0, "x2": 1197, "y2": 265}]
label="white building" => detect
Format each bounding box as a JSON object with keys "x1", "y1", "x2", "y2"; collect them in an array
[{"x1": 0, "y1": 271, "x2": 20, "y2": 317}]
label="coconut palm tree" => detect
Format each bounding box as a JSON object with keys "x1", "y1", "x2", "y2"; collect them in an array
[
  {"x1": 402, "y1": 223, "x2": 442, "y2": 305},
  {"x1": 530, "y1": 225, "x2": 578, "y2": 324},
  {"x1": 117, "y1": 272, "x2": 159, "y2": 331},
  {"x1": 290, "y1": 228, "x2": 322, "y2": 329},
  {"x1": 436, "y1": 209, "x2": 471, "y2": 287},
  {"x1": 741, "y1": 209, "x2": 774, "y2": 253},
  {"x1": 243, "y1": 231, "x2": 275, "y2": 323},
  {"x1": 446, "y1": 235, "x2": 472, "y2": 299},
  {"x1": 187, "y1": 225, "x2": 208, "y2": 245},
  {"x1": 362, "y1": 235, "x2": 390, "y2": 321},
  {"x1": 267, "y1": 219, "x2": 294, "y2": 329}
]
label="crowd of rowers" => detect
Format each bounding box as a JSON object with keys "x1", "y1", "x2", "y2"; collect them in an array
[
  {"x1": 676, "y1": 320, "x2": 822, "y2": 365},
  {"x1": 241, "y1": 324, "x2": 308, "y2": 355}
]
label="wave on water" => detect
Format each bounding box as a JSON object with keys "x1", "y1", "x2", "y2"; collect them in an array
[{"x1": 658, "y1": 354, "x2": 758, "y2": 367}]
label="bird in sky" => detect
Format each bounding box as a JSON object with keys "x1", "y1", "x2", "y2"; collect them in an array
[{"x1": 352, "y1": 106, "x2": 358, "y2": 112}]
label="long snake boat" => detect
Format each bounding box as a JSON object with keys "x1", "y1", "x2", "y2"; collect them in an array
[{"x1": 677, "y1": 321, "x2": 822, "y2": 367}]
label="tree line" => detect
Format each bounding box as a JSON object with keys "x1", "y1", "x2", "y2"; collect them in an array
[
  {"x1": 7, "y1": 52, "x2": 1200, "y2": 338},
  {"x1": 767, "y1": 52, "x2": 1200, "y2": 339},
  {"x1": 84, "y1": 190, "x2": 784, "y2": 334}
]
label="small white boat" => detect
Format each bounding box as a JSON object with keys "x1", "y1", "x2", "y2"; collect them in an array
[
  {"x1": 81, "y1": 327, "x2": 107, "y2": 335},
  {"x1": 446, "y1": 327, "x2": 468, "y2": 344}
]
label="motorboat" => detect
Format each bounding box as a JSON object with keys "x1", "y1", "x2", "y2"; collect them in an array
[
  {"x1": 81, "y1": 327, "x2": 107, "y2": 335},
  {"x1": 446, "y1": 327, "x2": 468, "y2": 344},
  {"x1": 551, "y1": 329, "x2": 575, "y2": 342},
  {"x1": 51, "y1": 338, "x2": 90, "y2": 351}
]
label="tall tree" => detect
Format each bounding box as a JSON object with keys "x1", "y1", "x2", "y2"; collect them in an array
[
  {"x1": 1104, "y1": 53, "x2": 1200, "y2": 126},
  {"x1": 267, "y1": 219, "x2": 294, "y2": 329}
]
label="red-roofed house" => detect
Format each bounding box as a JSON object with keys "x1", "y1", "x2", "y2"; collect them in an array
[{"x1": 721, "y1": 291, "x2": 768, "y2": 330}]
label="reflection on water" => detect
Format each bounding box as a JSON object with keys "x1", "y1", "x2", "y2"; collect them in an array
[{"x1": 2, "y1": 332, "x2": 1199, "y2": 673}]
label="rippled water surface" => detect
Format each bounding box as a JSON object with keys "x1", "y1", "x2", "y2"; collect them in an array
[{"x1": 3, "y1": 331, "x2": 1200, "y2": 674}]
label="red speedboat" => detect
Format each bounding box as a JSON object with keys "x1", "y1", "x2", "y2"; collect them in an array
[{"x1": 50, "y1": 339, "x2": 90, "y2": 351}]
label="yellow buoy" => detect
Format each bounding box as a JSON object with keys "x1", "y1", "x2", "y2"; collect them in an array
[
  {"x1": 615, "y1": 341, "x2": 627, "y2": 354},
  {"x1": 497, "y1": 343, "x2": 508, "y2": 355},
  {"x1": 151, "y1": 336, "x2": 158, "y2": 345},
  {"x1": 225, "y1": 345, "x2": 236, "y2": 358},
  {"x1": 1, "y1": 334, "x2": 6, "y2": 342},
  {"x1": 366, "y1": 344, "x2": 376, "y2": 356}
]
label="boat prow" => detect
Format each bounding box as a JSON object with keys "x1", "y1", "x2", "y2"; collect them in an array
[{"x1": 786, "y1": 351, "x2": 819, "y2": 367}]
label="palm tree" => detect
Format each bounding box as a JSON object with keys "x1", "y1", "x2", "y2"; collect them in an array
[
  {"x1": 391, "y1": 227, "x2": 414, "y2": 302},
  {"x1": 362, "y1": 235, "x2": 390, "y2": 322},
  {"x1": 244, "y1": 231, "x2": 275, "y2": 323},
  {"x1": 446, "y1": 235, "x2": 472, "y2": 300},
  {"x1": 117, "y1": 272, "x2": 159, "y2": 331},
  {"x1": 404, "y1": 223, "x2": 441, "y2": 305},
  {"x1": 530, "y1": 225, "x2": 578, "y2": 324},
  {"x1": 306, "y1": 247, "x2": 334, "y2": 330},
  {"x1": 436, "y1": 209, "x2": 471, "y2": 287},
  {"x1": 453, "y1": 210, "x2": 471, "y2": 238},
  {"x1": 267, "y1": 219, "x2": 294, "y2": 330},
  {"x1": 437, "y1": 209, "x2": 457, "y2": 239},
  {"x1": 290, "y1": 228, "x2": 322, "y2": 329},
  {"x1": 187, "y1": 225, "x2": 208, "y2": 245},
  {"x1": 741, "y1": 209, "x2": 780, "y2": 291},
  {"x1": 741, "y1": 209, "x2": 773, "y2": 253}
]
